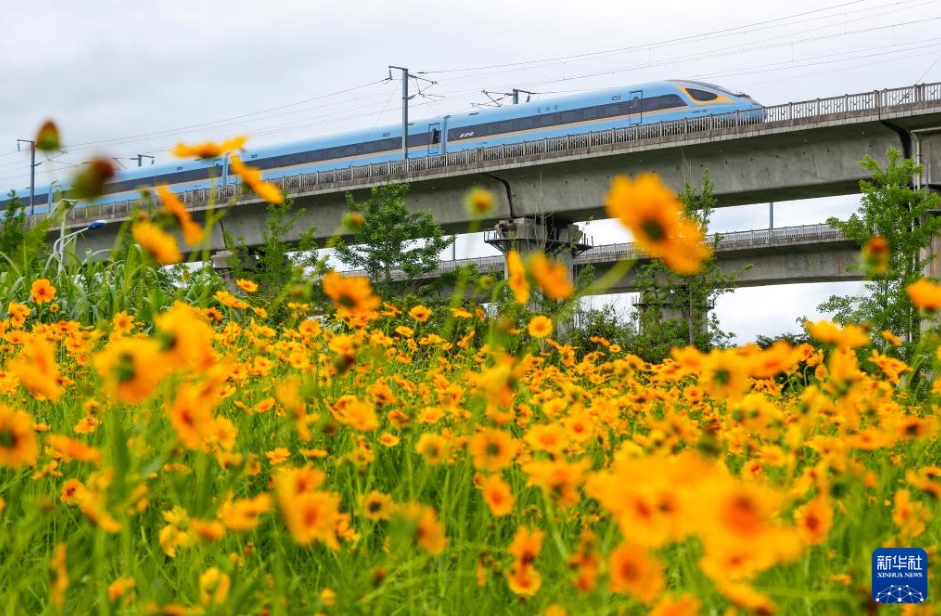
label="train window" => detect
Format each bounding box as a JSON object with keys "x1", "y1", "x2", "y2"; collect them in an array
[
  {"x1": 362, "y1": 142, "x2": 374, "y2": 154},
  {"x1": 687, "y1": 88, "x2": 718, "y2": 102},
  {"x1": 519, "y1": 117, "x2": 534, "y2": 130},
  {"x1": 561, "y1": 111, "x2": 579, "y2": 124},
  {"x1": 642, "y1": 94, "x2": 687, "y2": 112},
  {"x1": 628, "y1": 98, "x2": 642, "y2": 113},
  {"x1": 498, "y1": 120, "x2": 515, "y2": 133},
  {"x1": 583, "y1": 108, "x2": 599, "y2": 120},
  {"x1": 430, "y1": 129, "x2": 441, "y2": 144},
  {"x1": 538, "y1": 114, "x2": 556, "y2": 127},
  {"x1": 604, "y1": 105, "x2": 620, "y2": 117}
]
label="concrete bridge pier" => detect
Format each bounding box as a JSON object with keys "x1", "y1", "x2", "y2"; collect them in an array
[
  {"x1": 483, "y1": 217, "x2": 592, "y2": 335},
  {"x1": 211, "y1": 250, "x2": 240, "y2": 294},
  {"x1": 483, "y1": 216, "x2": 593, "y2": 279},
  {"x1": 632, "y1": 288, "x2": 713, "y2": 343}
]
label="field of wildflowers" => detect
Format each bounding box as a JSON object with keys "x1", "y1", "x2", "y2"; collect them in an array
[{"x1": 1, "y1": 130, "x2": 940, "y2": 615}]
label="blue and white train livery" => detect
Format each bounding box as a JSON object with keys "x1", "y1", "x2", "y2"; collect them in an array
[{"x1": 0, "y1": 80, "x2": 762, "y2": 213}]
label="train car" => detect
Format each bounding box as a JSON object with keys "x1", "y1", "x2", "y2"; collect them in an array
[{"x1": 0, "y1": 80, "x2": 761, "y2": 214}]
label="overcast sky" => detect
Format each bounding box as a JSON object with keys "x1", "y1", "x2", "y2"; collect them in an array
[{"x1": 3, "y1": 0, "x2": 940, "y2": 341}]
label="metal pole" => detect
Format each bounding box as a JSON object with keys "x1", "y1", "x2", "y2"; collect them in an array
[
  {"x1": 389, "y1": 66, "x2": 409, "y2": 160},
  {"x1": 512, "y1": 90, "x2": 519, "y2": 105},
  {"x1": 16, "y1": 139, "x2": 36, "y2": 215},
  {"x1": 29, "y1": 143, "x2": 35, "y2": 215},
  {"x1": 769, "y1": 201, "x2": 774, "y2": 229}
]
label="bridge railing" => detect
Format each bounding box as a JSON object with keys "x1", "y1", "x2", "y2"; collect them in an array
[
  {"x1": 46, "y1": 81, "x2": 941, "y2": 228},
  {"x1": 340, "y1": 223, "x2": 848, "y2": 281}
]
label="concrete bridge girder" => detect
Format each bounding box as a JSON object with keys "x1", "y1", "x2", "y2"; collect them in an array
[{"x1": 63, "y1": 103, "x2": 941, "y2": 258}]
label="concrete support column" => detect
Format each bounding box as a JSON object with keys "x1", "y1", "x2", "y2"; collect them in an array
[
  {"x1": 485, "y1": 217, "x2": 593, "y2": 336},
  {"x1": 211, "y1": 249, "x2": 240, "y2": 294},
  {"x1": 913, "y1": 130, "x2": 941, "y2": 194}
]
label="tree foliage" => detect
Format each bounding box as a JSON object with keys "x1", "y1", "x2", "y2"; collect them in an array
[
  {"x1": 817, "y1": 148, "x2": 941, "y2": 358},
  {"x1": 223, "y1": 198, "x2": 322, "y2": 320},
  {"x1": 628, "y1": 171, "x2": 737, "y2": 362},
  {"x1": 332, "y1": 183, "x2": 453, "y2": 298},
  {"x1": 0, "y1": 191, "x2": 51, "y2": 273}
]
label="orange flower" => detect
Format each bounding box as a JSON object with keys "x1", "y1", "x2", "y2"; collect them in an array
[
  {"x1": 505, "y1": 563, "x2": 542, "y2": 596},
  {"x1": 0, "y1": 405, "x2": 39, "y2": 468},
  {"x1": 408, "y1": 305, "x2": 432, "y2": 323},
  {"x1": 9, "y1": 335, "x2": 63, "y2": 401},
  {"x1": 649, "y1": 594, "x2": 702, "y2": 616},
  {"x1": 509, "y1": 526, "x2": 544, "y2": 566},
  {"x1": 51, "y1": 543, "x2": 68, "y2": 609},
  {"x1": 605, "y1": 174, "x2": 712, "y2": 274},
  {"x1": 218, "y1": 493, "x2": 272, "y2": 532},
  {"x1": 172, "y1": 136, "x2": 247, "y2": 159},
  {"x1": 882, "y1": 329, "x2": 903, "y2": 346},
  {"x1": 862, "y1": 236, "x2": 890, "y2": 277},
  {"x1": 468, "y1": 428, "x2": 517, "y2": 471},
  {"x1": 805, "y1": 320, "x2": 870, "y2": 348},
  {"x1": 528, "y1": 253, "x2": 574, "y2": 300},
  {"x1": 795, "y1": 495, "x2": 833, "y2": 545},
  {"x1": 322, "y1": 272, "x2": 380, "y2": 317},
  {"x1": 132, "y1": 220, "x2": 183, "y2": 264},
  {"x1": 507, "y1": 249, "x2": 529, "y2": 304},
  {"x1": 30, "y1": 279, "x2": 56, "y2": 304},
  {"x1": 35, "y1": 119, "x2": 61, "y2": 152},
  {"x1": 481, "y1": 474, "x2": 515, "y2": 516},
  {"x1": 157, "y1": 185, "x2": 203, "y2": 246},
  {"x1": 230, "y1": 155, "x2": 284, "y2": 204},
  {"x1": 236, "y1": 279, "x2": 258, "y2": 293},
  {"x1": 360, "y1": 490, "x2": 394, "y2": 521},
  {"x1": 608, "y1": 543, "x2": 665, "y2": 603},
  {"x1": 399, "y1": 503, "x2": 447, "y2": 555}
]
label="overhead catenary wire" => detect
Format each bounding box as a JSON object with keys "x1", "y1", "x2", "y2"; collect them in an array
[
  {"x1": 2, "y1": 0, "x2": 938, "y2": 188},
  {"x1": 417, "y1": 0, "x2": 930, "y2": 76}
]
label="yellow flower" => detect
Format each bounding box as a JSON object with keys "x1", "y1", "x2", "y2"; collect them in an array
[
  {"x1": 408, "y1": 305, "x2": 432, "y2": 322},
  {"x1": 527, "y1": 315, "x2": 553, "y2": 339},
  {"x1": 527, "y1": 253, "x2": 574, "y2": 300},
  {"x1": 907, "y1": 278, "x2": 941, "y2": 311},
  {"x1": 361, "y1": 490, "x2": 395, "y2": 521},
  {"x1": 199, "y1": 567, "x2": 231, "y2": 606},
  {"x1": 465, "y1": 187, "x2": 495, "y2": 217},
  {"x1": 172, "y1": 136, "x2": 247, "y2": 159},
  {"x1": 230, "y1": 155, "x2": 284, "y2": 204},
  {"x1": 30, "y1": 279, "x2": 56, "y2": 304},
  {"x1": 132, "y1": 220, "x2": 182, "y2": 264},
  {"x1": 93, "y1": 337, "x2": 165, "y2": 405},
  {"x1": 804, "y1": 320, "x2": 870, "y2": 348},
  {"x1": 322, "y1": 272, "x2": 380, "y2": 319},
  {"x1": 507, "y1": 250, "x2": 529, "y2": 304},
  {"x1": 605, "y1": 174, "x2": 712, "y2": 275},
  {"x1": 236, "y1": 279, "x2": 258, "y2": 293}
]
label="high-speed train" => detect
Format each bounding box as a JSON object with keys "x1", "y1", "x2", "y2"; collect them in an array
[{"x1": 0, "y1": 80, "x2": 762, "y2": 213}]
